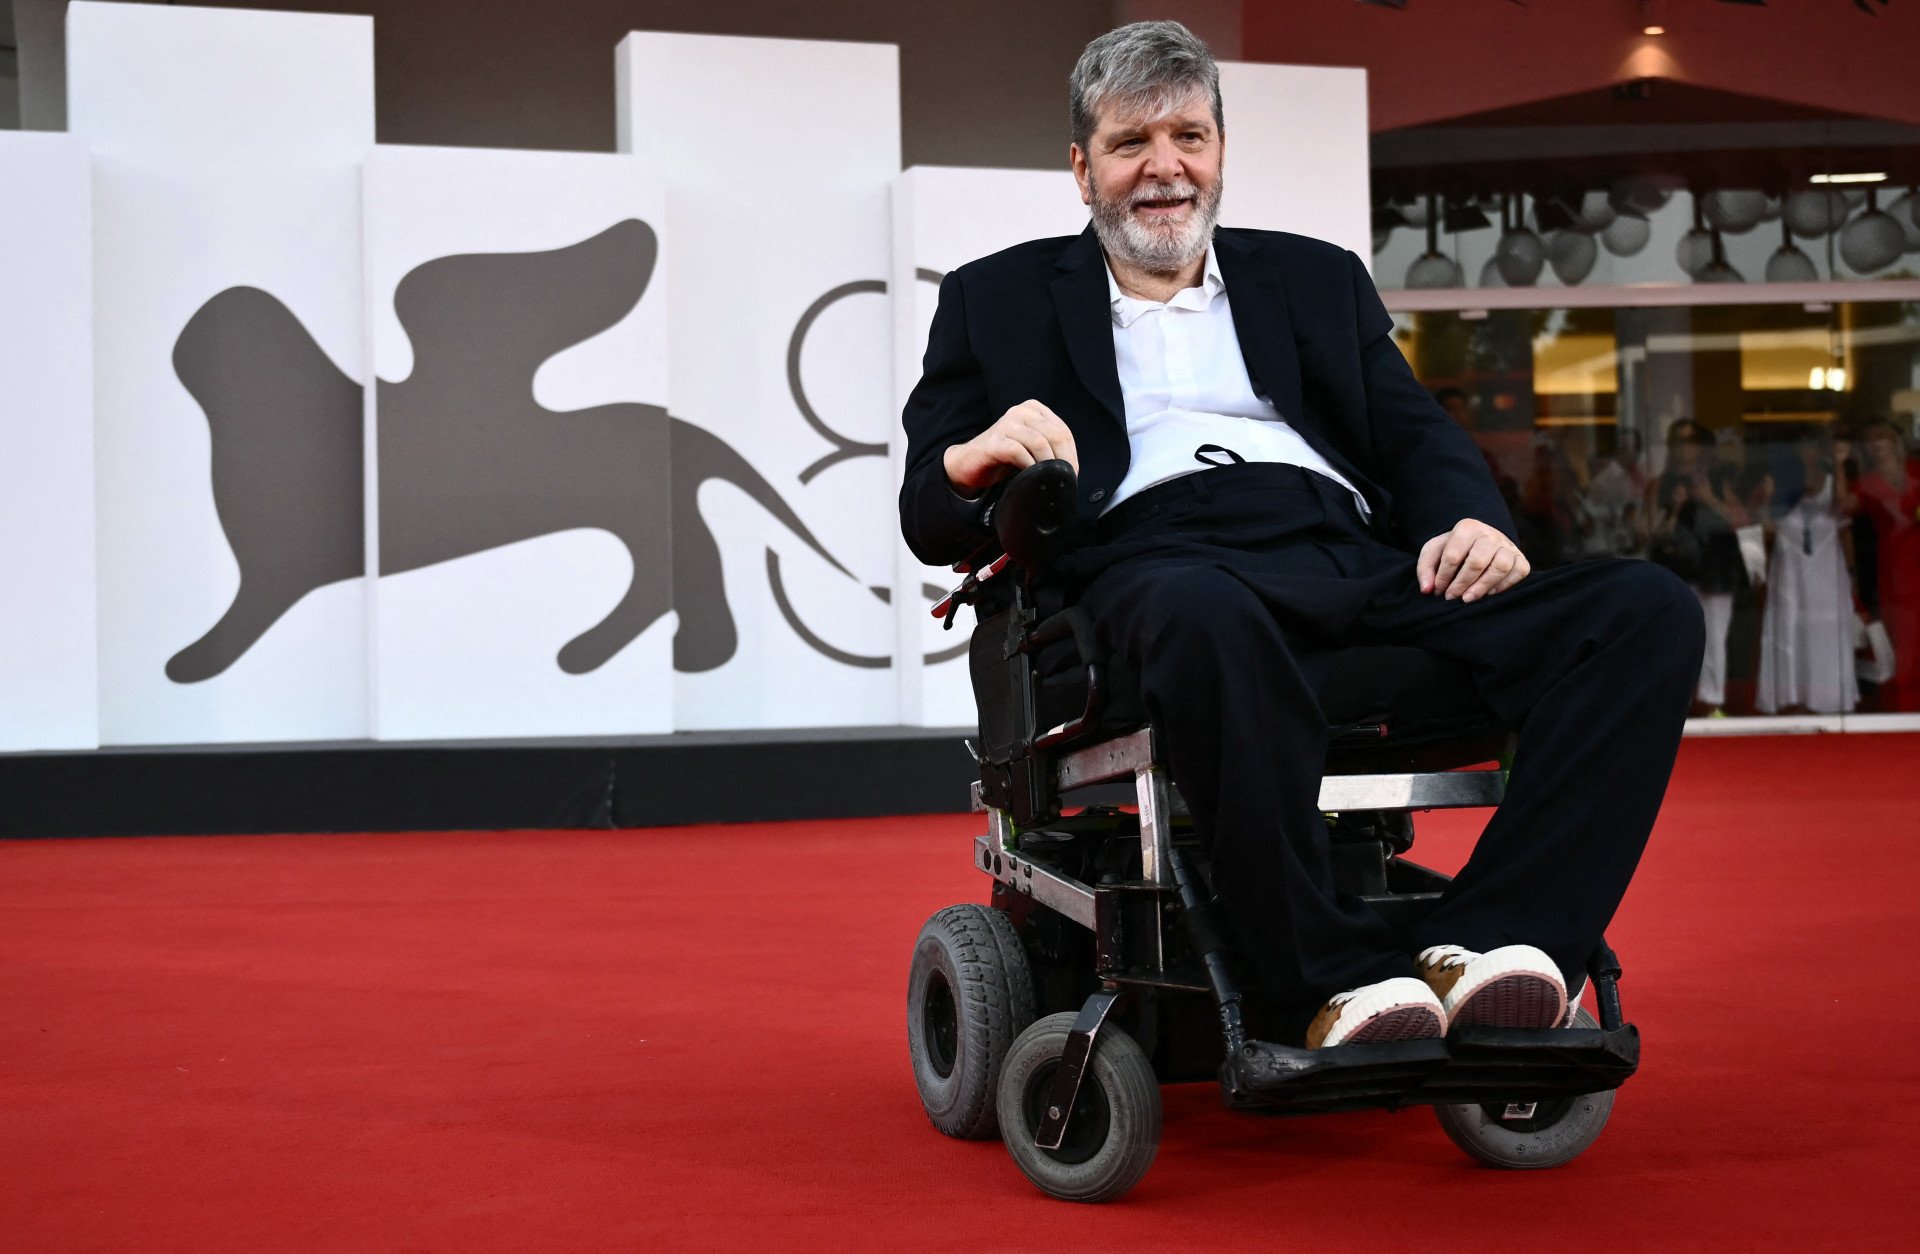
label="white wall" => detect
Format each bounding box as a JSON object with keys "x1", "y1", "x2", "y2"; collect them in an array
[
  {"x1": 1217, "y1": 62, "x2": 1372, "y2": 265},
  {"x1": 0, "y1": 11, "x2": 1384, "y2": 752},
  {"x1": 618, "y1": 32, "x2": 904, "y2": 730},
  {"x1": 70, "y1": 1, "x2": 375, "y2": 745},
  {"x1": 362, "y1": 145, "x2": 673, "y2": 739},
  {"x1": 889, "y1": 167, "x2": 1087, "y2": 727},
  {"x1": 0, "y1": 131, "x2": 96, "y2": 751}
]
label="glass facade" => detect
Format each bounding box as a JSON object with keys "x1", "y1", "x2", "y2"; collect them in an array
[{"x1": 1392, "y1": 298, "x2": 1920, "y2": 716}]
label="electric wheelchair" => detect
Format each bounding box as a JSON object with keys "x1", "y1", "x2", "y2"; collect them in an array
[{"x1": 906, "y1": 461, "x2": 1640, "y2": 1203}]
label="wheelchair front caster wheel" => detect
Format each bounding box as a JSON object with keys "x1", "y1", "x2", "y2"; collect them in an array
[
  {"x1": 908, "y1": 905, "x2": 1036, "y2": 1139},
  {"x1": 996, "y1": 1012, "x2": 1161, "y2": 1203},
  {"x1": 1433, "y1": 1008, "x2": 1616, "y2": 1169}
]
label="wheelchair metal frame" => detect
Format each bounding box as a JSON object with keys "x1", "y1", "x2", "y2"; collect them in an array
[
  {"x1": 930, "y1": 460, "x2": 1639, "y2": 1159},
  {"x1": 969, "y1": 721, "x2": 1637, "y2": 1150},
  {"x1": 973, "y1": 725, "x2": 1508, "y2": 944}
]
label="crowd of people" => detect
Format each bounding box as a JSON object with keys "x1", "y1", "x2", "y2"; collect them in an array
[{"x1": 1437, "y1": 392, "x2": 1920, "y2": 716}]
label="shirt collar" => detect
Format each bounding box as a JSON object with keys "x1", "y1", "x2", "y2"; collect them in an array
[{"x1": 1106, "y1": 247, "x2": 1225, "y2": 328}]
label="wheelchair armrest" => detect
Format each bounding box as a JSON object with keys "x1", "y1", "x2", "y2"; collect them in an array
[
  {"x1": 1026, "y1": 606, "x2": 1106, "y2": 750},
  {"x1": 1026, "y1": 604, "x2": 1103, "y2": 663}
]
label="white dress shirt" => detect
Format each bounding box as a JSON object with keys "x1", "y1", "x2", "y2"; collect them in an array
[{"x1": 1104, "y1": 248, "x2": 1368, "y2": 517}]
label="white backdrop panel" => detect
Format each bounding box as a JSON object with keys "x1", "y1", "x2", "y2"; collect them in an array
[
  {"x1": 70, "y1": 2, "x2": 374, "y2": 744},
  {"x1": 890, "y1": 167, "x2": 1088, "y2": 728},
  {"x1": 619, "y1": 33, "x2": 903, "y2": 730},
  {"x1": 362, "y1": 146, "x2": 673, "y2": 739},
  {"x1": 1216, "y1": 62, "x2": 1372, "y2": 267},
  {"x1": 0, "y1": 133, "x2": 98, "y2": 751}
]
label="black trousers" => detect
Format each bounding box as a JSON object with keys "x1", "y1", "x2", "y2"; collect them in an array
[{"x1": 1062, "y1": 463, "x2": 1705, "y2": 1020}]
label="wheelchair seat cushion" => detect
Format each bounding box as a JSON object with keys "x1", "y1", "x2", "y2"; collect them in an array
[{"x1": 1032, "y1": 638, "x2": 1502, "y2": 755}]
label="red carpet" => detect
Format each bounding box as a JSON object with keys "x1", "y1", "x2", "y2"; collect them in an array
[{"x1": 3, "y1": 734, "x2": 1916, "y2": 1251}]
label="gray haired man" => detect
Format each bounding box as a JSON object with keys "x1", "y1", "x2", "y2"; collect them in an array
[{"x1": 901, "y1": 22, "x2": 1703, "y2": 1048}]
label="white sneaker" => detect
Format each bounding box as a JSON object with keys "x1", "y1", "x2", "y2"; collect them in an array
[
  {"x1": 1561, "y1": 976, "x2": 1590, "y2": 1028},
  {"x1": 1416, "y1": 944, "x2": 1567, "y2": 1031},
  {"x1": 1304, "y1": 976, "x2": 1447, "y2": 1049}
]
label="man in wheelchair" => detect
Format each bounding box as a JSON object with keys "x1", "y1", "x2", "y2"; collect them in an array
[{"x1": 901, "y1": 20, "x2": 1705, "y2": 1066}]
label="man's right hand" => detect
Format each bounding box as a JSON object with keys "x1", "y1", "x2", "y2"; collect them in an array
[{"x1": 943, "y1": 400, "x2": 1079, "y2": 497}]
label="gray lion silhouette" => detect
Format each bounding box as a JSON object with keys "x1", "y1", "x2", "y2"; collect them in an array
[{"x1": 165, "y1": 218, "x2": 852, "y2": 683}]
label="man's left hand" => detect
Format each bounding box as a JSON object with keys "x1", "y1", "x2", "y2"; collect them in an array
[{"x1": 1417, "y1": 519, "x2": 1530, "y2": 603}]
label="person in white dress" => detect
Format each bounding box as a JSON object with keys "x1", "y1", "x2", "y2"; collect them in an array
[{"x1": 1757, "y1": 433, "x2": 1858, "y2": 714}]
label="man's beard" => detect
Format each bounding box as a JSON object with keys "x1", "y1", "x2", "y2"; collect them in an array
[{"x1": 1089, "y1": 174, "x2": 1223, "y2": 275}]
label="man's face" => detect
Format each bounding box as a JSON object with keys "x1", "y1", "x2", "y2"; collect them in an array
[{"x1": 1071, "y1": 87, "x2": 1223, "y2": 275}]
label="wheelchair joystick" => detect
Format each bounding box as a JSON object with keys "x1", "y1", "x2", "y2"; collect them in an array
[{"x1": 987, "y1": 459, "x2": 1078, "y2": 581}]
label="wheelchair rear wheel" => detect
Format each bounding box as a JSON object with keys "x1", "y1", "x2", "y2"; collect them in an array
[
  {"x1": 907, "y1": 904, "x2": 1036, "y2": 1139},
  {"x1": 996, "y1": 1012, "x2": 1161, "y2": 1203},
  {"x1": 1432, "y1": 1008, "x2": 1617, "y2": 1168}
]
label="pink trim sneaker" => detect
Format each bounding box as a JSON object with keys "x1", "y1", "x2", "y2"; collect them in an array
[
  {"x1": 1417, "y1": 944, "x2": 1567, "y2": 1030},
  {"x1": 1304, "y1": 976, "x2": 1447, "y2": 1048}
]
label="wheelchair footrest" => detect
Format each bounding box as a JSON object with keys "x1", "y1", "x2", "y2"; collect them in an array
[
  {"x1": 1220, "y1": 1037, "x2": 1451, "y2": 1112},
  {"x1": 1217, "y1": 1024, "x2": 1640, "y2": 1115},
  {"x1": 1416, "y1": 1024, "x2": 1640, "y2": 1105}
]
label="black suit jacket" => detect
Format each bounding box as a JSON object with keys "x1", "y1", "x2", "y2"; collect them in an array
[{"x1": 898, "y1": 224, "x2": 1515, "y2": 567}]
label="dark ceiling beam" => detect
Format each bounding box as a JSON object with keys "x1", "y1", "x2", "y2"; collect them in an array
[
  {"x1": 1356, "y1": 0, "x2": 1532, "y2": 7},
  {"x1": 1371, "y1": 117, "x2": 1920, "y2": 168},
  {"x1": 1357, "y1": 0, "x2": 1902, "y2": 13}
]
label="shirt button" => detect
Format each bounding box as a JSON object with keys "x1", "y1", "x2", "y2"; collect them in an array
[{"x1": 1089, "y1": 489, "x2": 1106, "y2": 503}]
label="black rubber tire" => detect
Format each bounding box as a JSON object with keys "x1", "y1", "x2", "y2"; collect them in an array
[
  {"x1": 1432, "y1": 1007, "x2": 1616, "y2": 1169},
  {"x1": 996, "y1": 1011, "x2": 1162, "y2": 1203},
  {"x1": 907, "y1": 904, "x2": 1036, "y2": 1139}
]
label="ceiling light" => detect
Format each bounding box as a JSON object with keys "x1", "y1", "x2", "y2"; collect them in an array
[
  {"x1": 1643, "y1": 24, "x2": 1665, "y2": 34},
  {"x1": 1811, "y1": 172, "x2": 1887, "y2": 184}
]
